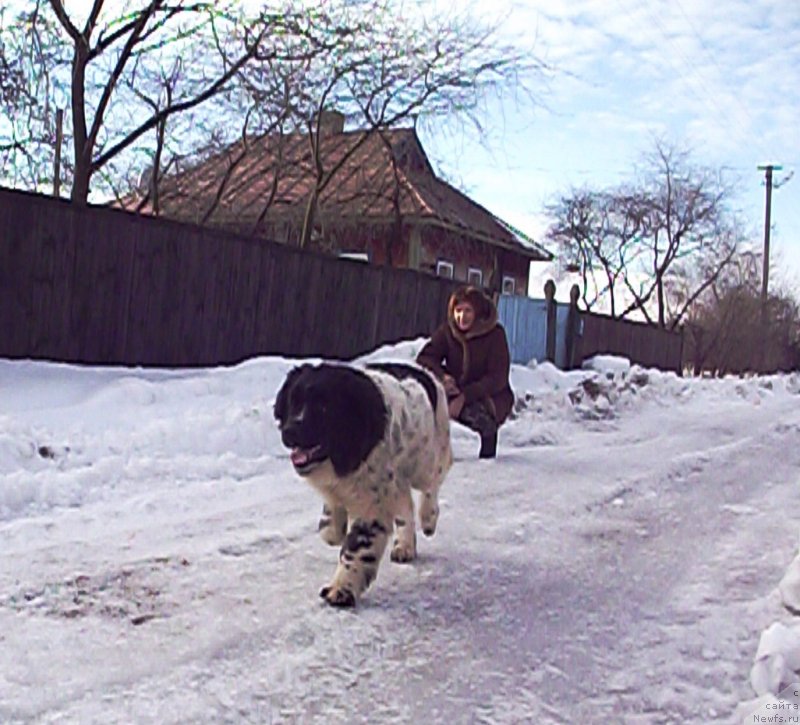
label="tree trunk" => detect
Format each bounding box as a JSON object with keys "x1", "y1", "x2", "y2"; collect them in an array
[
  {"x1": 70, "y1": 41, "x2": 91, "y2": 204},
  {"x1": 299, "y1": 191, "x2": 318, "y2": 248}
]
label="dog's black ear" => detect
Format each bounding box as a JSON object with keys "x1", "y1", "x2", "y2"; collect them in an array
[
  {"x1": 274, "y1": 364, "x2": 311, "y2": 423},
  {"x1": 325, "y1": 368, "x2": 387, "y2": 477}
]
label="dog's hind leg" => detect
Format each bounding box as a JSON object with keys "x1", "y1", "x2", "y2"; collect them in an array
[
  {"x1": 320, "y1": 518, "x2": 390, "y2": 607},
  {"x1": 390, "y1": 486, "x2": 417, "y2": 563},
  {"x1": 418, "y1": 407, "x2": 451, "y2": 538},
  {"x1": 318, "y1": 503, "x2": 348, "y2": 546},
  {"x1": 418, "y1": 459, "x2": 447, "y2": 538},
  {"x1": 419, "y1": 488, "x2": 440, "y2": 537}
]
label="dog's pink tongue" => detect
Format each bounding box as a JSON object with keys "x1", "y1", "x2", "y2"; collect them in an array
[{"x1": 290, "y1": 448, "x2": 309, "y2": 466}]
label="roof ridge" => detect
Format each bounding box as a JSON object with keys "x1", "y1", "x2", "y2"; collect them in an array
[{"x1": 393, "y1": 164, "x2": 435, "y2": 216}]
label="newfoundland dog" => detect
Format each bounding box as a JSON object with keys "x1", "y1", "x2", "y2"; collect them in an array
[{"x1": 274, "y1": 361, "x2": 452, "y2": 607}]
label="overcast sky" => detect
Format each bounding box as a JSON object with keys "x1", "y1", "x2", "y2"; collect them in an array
[{"x1": 422, "y1": 0, "x2": 800, "y2": 292}]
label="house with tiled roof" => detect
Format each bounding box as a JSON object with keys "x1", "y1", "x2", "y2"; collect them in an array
[{"x1": 125, "y1": 111, "x2": 551, "y2": 295}]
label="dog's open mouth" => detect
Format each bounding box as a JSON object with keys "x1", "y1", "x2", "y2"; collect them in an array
[{"x1": 290, "y1": 445, "x2": 328, "y2": 473}]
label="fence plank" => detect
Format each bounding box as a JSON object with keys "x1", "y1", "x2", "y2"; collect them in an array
[
  {"x1": 576, "y1": 312, "x2": 683, "y2": 373},
  {"x1": 497, "y1": 295, "x2": 548, "y2": 365}
]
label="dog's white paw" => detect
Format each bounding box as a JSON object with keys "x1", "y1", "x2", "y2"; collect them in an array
[
  {"x1": 319, "y1": 584, "x2": 357, "y2": 608},
  {"x1": 420, "y1": 499, "x2": 439, "y2": 537},
  {"x1": 390, "y1": 542, "x2": 416, "y2": 563}
]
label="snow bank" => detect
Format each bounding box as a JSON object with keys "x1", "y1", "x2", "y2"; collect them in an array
[
  {"x1": 0, "y1": 357, "x2": 298, "y2": 522},
  {"x1": 750, "y1": 623, "x2": 800, "y2": 695},
  {"x1": 739, "y1": 540, "x2": 800, "y2": 722},
  {"x1": 4, "y1": 343, "x2": 798, "y2": 523}
]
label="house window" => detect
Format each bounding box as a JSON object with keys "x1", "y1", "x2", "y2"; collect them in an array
[
  {"x1": 501, "y1": 275, "x2": 516, "y2": 295},
  {"x1": 436, "y1": 260, "x2": 454, "y2": 279},
  {"x1": 467, "y1": 267, "x2": 483, "y2": 287}
]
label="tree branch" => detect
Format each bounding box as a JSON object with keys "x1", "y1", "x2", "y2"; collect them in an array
[
  {"x1": 48, "y1": 0, "x2": 81, "y2": 43},
  {"x1": 92, "y1": 31, "x2": 265, "y2": 172}
]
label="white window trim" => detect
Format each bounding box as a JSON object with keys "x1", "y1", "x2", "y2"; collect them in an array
[
  {"x1": 436, "y1": 260, "x2": 454, "y2": 279},
  {"x1": 467, "y1": 267, "x2": 483, "y2": 286},
  {"x1": 338, "y1": 251, "x2": 369, "y2": 263},
  {"x1": 501, "y1": 275, "x2": 516, "y2": 294}
]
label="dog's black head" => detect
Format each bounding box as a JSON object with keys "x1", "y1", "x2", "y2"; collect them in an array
[{"x1": 274, "y1": 364, "x2": 388, "y2": 478}]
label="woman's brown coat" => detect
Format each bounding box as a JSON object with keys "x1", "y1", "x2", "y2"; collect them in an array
[{"x1": 417, "y1": 292, "x2": 514, "y2": 424}]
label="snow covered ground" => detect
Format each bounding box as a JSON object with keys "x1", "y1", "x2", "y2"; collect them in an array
[{"x1": 2, "y1": 340, "x2": 800, "y2": 724}]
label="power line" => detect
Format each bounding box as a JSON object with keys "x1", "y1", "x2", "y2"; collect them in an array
[
  {"x1": 610, "y1": 0, "x2": 781, "y2": 174},
  {"x1": 671, "y1": 0, "x2": 767, "y2": 145},
  {"x1": 640, "y1": 0, "x2": 760, "y2": 150}
]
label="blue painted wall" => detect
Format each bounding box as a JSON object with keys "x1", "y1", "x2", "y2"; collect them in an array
[{"x1": 497, "y1": 294, "x2": 571, "y2": 367}]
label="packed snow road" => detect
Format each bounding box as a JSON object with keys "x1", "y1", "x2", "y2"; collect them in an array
[{"x1": 1, "y1": 352, "x2": 799, "y2": 723}]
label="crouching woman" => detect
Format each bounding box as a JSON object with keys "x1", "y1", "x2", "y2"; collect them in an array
[{"x1": 417, "y1": 285, "x2": 513, "y2": 459}]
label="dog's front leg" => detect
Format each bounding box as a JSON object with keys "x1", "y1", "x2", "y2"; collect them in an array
[
  {"x1": 320, "y1": 518, "x2": 389, "y2": 607},
  {"x1": 318, "y1": 502, "x2": 348, "y2": 546}
]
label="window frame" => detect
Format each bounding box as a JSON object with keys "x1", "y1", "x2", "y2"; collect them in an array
[
  {"x1": 436, "y1": 259, "x2": 455, "y2": 279},
  {"x1": 467, "y1": 267, "x2": 483, "y2": 287},
  {"x1": 501, "y1": 275, "x2": 516, "y2": 295}
]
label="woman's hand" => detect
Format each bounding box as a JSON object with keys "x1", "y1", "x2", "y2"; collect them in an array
[
  {"x1": 442, "y1": 374, "x2": 460, "y2": 397},
  {"x1": 448, "y1": 393, "x2": 465, "y2": 419}
]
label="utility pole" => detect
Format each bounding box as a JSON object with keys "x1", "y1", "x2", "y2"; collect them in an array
[
  {"x1": 756, "y1": 163, "x2": 795, "y2": 298},
  {"x1": 756, "y1": 163, "x2": 792, "y2": 372},
  {"x1": 757, "y1": 164, "x2": 781, "y2": 304}
]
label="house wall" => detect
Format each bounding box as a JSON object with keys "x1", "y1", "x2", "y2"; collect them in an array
[
  {"x1": 248, "y1": 215, "x2": 531, "y2": 294},
  {"x1": 496, "y1": 250, "x2": 531, "y2": 296},
  {"x1": 257, "y1": 218, "x2": 397, "y2": 263},
  {"x1": 415, "y1": 225, "x2": 530, "y2": 294}
]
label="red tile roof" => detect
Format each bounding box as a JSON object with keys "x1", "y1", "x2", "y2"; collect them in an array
[{"x1": 127, "y1": 127, "x2": 550, "y2": 261}]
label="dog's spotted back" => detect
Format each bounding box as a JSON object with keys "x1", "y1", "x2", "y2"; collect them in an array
[{"x1": 366, "y1": 362, "x2": 439, "y2": 413}]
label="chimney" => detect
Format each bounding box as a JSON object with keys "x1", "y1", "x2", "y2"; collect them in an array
[{"x1": 317, "y1": 109, "x2": 345, "y2": 137}]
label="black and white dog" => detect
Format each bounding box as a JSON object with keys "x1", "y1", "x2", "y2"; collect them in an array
[{"x1": 274, "y1": 361, "x2": 452, "y2": 607}]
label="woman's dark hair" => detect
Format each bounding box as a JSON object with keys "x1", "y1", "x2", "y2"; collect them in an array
[{"x1": 450, "y1": 285, "x2": 492, "y2": 320}]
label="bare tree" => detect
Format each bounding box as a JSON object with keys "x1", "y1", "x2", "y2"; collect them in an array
[
  {"x1": 0, "y1": 4, "x2": 66, "y2": 189},
  {"x1": 3, "y1": 0, "x2": 546, "y2": 227},
  {"x1": 226, "y1": 0, "x2": 548, "y2": 249},
  {"x1": 681, "y1": 250, "x2": 760, "y2": 374},
  {"x1": 111, "y1": 0, "x2": 548, "y2": 251},
  {"x1": 0, "y1": 43, "x2": 28, "y2": 157},
  {"x1": 546, "y1": 189, "x2": 647, "y2": 316},
  {"x1": 1, "y1": 1, "x2": 343, "y2": 204},
  {"x1": 546, "y1": 141, "x2": 747, "y2": 329},
  {"x1": 681, "y1": 248, "x2": 800, "y2": 375},
  {"x1": 0, "y1": 25, "x2": 25, "y2": 110}
]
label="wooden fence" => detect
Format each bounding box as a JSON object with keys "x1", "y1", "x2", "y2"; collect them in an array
[
  {"x1": 1, "y1": 187, "x2": 685, "y2": 373},
  {"x1": 572, "y1": 310, "x2": 684, "y2": 374},
  {"x1": 0, "y1": 187, "x2": 459, "y2": 367}
]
